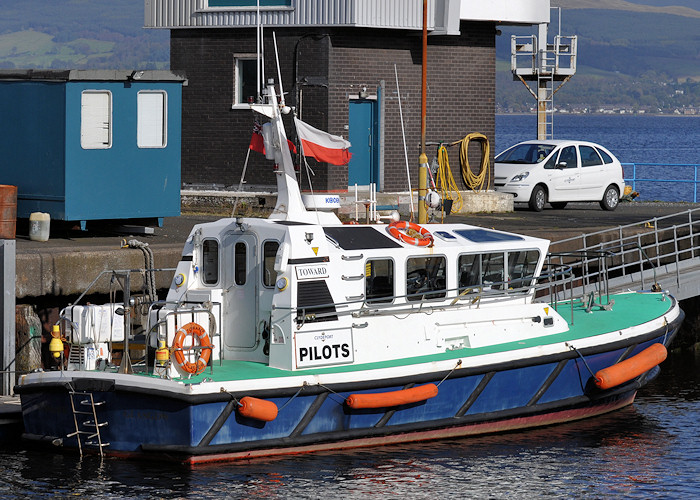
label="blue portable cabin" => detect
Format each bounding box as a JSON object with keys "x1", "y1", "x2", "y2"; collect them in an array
[{"x1": 0, "y1": 69, "x2": 186, "y2": 228}]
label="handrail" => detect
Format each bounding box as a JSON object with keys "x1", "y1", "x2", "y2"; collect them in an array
[
  {"x1": 623, "y1": 162, "x2": 700, "y2": 203},
  {"x1": 551, "y1": 208, "x2": 700, "y2": 297}
]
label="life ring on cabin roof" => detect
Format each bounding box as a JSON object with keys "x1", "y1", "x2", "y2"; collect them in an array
[
  {"x1": 387, "y1": 221, "x2": 433, "y2": 247},
  {"x1": 172, "y1": 322, "x2": 212, "y2": 375}
]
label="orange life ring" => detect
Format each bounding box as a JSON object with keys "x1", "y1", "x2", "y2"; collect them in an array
[
  {"x1": 172, "y1": 322, "x2": 212, "y2": 375},
  {"x1": 387, "y1": 221, "x2": 433, "y2": 247}
]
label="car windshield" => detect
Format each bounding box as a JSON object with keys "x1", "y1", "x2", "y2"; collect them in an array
[{"x1": 496, "y1": 143, "x2": 556, "y2": 164}]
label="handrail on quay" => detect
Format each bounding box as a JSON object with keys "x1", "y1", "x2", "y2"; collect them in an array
[
  {"x1": 549, "y1": 207, "x2": 700, "y2": 300},
  {"x1": 623, "y1": 162, "x2": 700, "y2": 203}
]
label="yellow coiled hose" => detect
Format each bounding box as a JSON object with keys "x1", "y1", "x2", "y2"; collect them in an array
[
  {"x1": 456, "y1": 132, "x2": 490, "y2": 192},
  {"x1": 436, "y1": 144, "x2": 463, "y2": 213}
]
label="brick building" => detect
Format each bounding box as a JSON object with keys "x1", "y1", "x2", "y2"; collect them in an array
[{"x1": 145, "y1": 0, "x2": 548, "y2": 193}]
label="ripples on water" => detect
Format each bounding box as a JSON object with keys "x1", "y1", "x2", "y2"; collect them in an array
[{"x1": 1, "y1": 348, "x2": 698, "y2": 499}]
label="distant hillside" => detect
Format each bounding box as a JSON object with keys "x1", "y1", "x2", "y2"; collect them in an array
[
  {"x1": 497, "y1": 1, "x2": 700, "y2": 113},
  {"x1": 2, "y1": 0, "x2": 699, "y2": 113},
  {"x1": 0, "y1": 0, "x2": 168, "y2": 70}
]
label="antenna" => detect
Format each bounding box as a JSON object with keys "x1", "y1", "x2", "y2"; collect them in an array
[
  {"x1": 273, "y1": 31, "x2": 285, "y2": 107},
  {"x1": 256, "y1": 0, "x2": 260, "y2": 101}
]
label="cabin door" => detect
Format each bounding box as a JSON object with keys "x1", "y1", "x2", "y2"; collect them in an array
[
  {"x1": 348, "y1": 98, "x2": 380, "y2": 188},
  {"x1": 222, "y1": 233, "x2": 258, "y2": 350}
]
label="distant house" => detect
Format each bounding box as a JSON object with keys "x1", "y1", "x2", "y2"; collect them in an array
[
  {"x1": 0, "y1": 69, "x2": 185, "y2": 228},
  {"x1": 145, "y1": 0, "x2": 548, "y2": 193}
]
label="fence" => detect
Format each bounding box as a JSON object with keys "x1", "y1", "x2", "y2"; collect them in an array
[{"x1": 623, "y1": 163, "x2": 700, "y2": 203}]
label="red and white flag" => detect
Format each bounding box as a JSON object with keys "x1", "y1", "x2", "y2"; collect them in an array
[{"x1": 294, "y1": 118, "x2": 352, "y2": 166}]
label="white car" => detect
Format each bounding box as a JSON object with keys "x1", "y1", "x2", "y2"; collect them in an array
[{"x1": 494, "y1": 140, "x2": 626, "y2": 211}]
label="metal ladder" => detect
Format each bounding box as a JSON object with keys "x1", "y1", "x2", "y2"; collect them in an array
[{"x1": 67, "y1": 391, "x2": 109, "y2": 457}]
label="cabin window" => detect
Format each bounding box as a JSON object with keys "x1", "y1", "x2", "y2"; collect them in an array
[
  {"x1": 233, "y1": 55, "x2": 258, "y2": 106},
  {"x1": 262, "y1": 240, "x2": 279, "y2": 287},
  {"x1": 137, "y1": 91, "x2": 167, "y2": 148},
  {"x1": 80, "y1": 90, "x2": 112, "y2": 149},
  {"x1": 202, "y1": 240, "x2": 219, "y2": 285},
  {"x1": 507, "y1": 250, "x2": 540, "y2": 290},
  {"x1": 365, "y1": 259, "x2": 394, "y2": 303},
  {"x1": 406, "y1": 256, "x2": 446, "y2": 301},
  {"x1": 458, "y1": 253, "x2": 505, "y2": 291},
  {"x1": 234, "y1": 242, "x2": 247, "y2": 285}
]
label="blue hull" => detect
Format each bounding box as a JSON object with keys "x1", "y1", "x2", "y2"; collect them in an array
[{"x1": 19, "y1": 324, "x2": 680, "y2": 463}]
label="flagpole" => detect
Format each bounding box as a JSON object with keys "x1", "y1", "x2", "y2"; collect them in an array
[{"x1": 418, "y1": 0, "x2": 428, "y2": 224}]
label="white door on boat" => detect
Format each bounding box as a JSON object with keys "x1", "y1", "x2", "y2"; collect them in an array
[{"x1": 222, "y1": 233, "x2": 258, "y2": 350}]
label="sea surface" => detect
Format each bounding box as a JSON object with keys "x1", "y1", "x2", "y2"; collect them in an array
[
  {"x1": 496, "y1": 113, "x2": 700, "y2": 202},
  {"x1": 2, "y1": 114, "x2": 700, "y2": 498}
]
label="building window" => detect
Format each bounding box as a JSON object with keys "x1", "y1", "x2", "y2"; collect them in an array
[
  {"x1": 137, "y1": 91, "x2": 167, "y2": 148},
  {"x1": 80, "y1": 90, "x2": 112, "y2": 149},
  {"x1": 262, "y1": 240, "x2": 279, "y2": 287},
  {"x1": 234, "y1": 55, "x2": 258, "y2": 106},
  {"x1": 210, "y1": 0, "x2": 292, "y2": 7},
  {"x1": 202, "y1": 239, "x2": 220, "y2": 285},
  {"x1": 365, "y1": 259, "x2": 394, "y2": 304}
]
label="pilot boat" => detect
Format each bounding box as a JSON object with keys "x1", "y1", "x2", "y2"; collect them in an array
[{"x1": 16, "y1": 81, "x2": 683, "y2": 464}]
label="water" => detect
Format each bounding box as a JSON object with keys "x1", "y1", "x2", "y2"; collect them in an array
[
  {"x1": 1, "y1": 348, "x2": 699, "y2": 498},
  {"x1": 496, "y1": 114, "x2": 700, "y2": 202}
]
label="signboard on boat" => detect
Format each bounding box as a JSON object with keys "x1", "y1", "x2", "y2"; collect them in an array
[
  {"x1": 295, "y1": 328, "x2": 354, "y2": 368},
  {"x1": 295, "y1": 264, "x2": 329, "y2": 280}
]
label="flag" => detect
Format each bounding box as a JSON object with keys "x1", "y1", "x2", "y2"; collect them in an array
[
  {"x1": 249, "y1": 121, "x2": 265, "y2": 153},
  {"x1": 294, "y1": 117, "x2": 352, "y2": 166},
  {"x1": 249, "y1": 121, "x2": 297, "y2": 155}
]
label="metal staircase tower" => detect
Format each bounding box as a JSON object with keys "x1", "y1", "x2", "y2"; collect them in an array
[{"x1": 511, "y1": 10, "x2": 577, "y2": 140}]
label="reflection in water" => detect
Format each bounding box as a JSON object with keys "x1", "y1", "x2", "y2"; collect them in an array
[{"x1": 1, "y1": 349, "x2": 699, "y2": 499}]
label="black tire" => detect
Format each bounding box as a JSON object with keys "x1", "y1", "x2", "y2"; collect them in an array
[
  {"x1": 550, "y1": 202, "x2": 568, "y2": 209},
  {"x1": 528, "y1": 185, "x2": 547, "y2": 212},
  {"x1": 600, "y1": 185, "x2": 619, "y2": 211}
]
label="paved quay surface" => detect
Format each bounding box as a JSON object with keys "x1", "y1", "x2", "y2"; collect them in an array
[{"x1": 14, "y1": 201, "x2": 699, "y2": 299}]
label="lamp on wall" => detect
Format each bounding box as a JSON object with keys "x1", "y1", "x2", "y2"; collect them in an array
[
  {"x1": 359, "y1": 86, "x2": 369, "y2": 99},
  {"x1": 129, "y1": 70, "x2": 145, "y2": 81}
]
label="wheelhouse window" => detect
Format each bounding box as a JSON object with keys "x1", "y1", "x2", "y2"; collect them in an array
[
  {"x1": 365, "y1": 259, "x2": 394, "y2": 303},
  {"x1": 507, "y1": 250, "x2": 540, "y2": 290},
  {"x1": 234, "y1": 55, "x2": 258, "y2": 106},
  {"x1": 202, "y1": 240, "x2": 219, "y2": 285},
  {"x1": 262, "y1": 241, "x2": 279, "y2": 287},
  {"x1": 234, "y1": 242, "x2": 247, "y2": 285},
  {"x1": 458, "y1": 253, "x2": 505, "y2": 291},
  {"x1": 407, "y1": 256, "x2": 446, "y2": 301},
  {"x1": 137, "y1": 91, "x2": 167, "y2": 148},
  {"x1": 80, "y1": 90, "x2": 112, "y2": 149}
]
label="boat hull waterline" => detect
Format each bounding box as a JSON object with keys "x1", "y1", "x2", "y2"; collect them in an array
[{"x1": 18, "y1": 317, "x2": 680, "y2": 463}]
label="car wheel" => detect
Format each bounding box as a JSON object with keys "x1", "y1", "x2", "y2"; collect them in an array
[
  {"x1": 550, "y1": 202, "x2": 568, "y2": 209},
  {"x1": 529, "y1": 185, "x2": 547, "y2": 212},
  {"x1": 600, "y1": 185, "x2": 619, "y2": 211}
]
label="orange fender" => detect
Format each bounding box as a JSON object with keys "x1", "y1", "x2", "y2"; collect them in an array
[
  {"x1": 238, "y1": 396, "x2": 278, "y2": 422},
  {"x1": 346, "y1": 383, "x2": 439, "y2": 409},
  {"x1": 594, "y1": 343, "x2": 667, "y2": 390}
]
